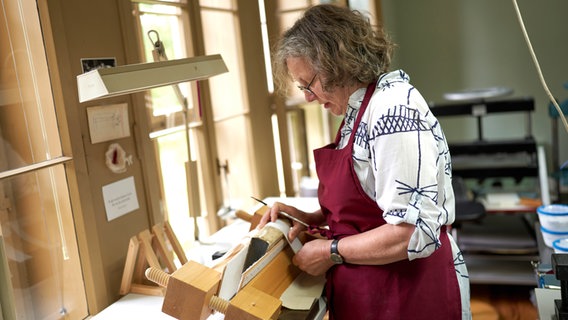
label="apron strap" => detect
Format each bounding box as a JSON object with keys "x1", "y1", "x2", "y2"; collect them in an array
[{"x1": 334, "y1": 81, "x2": 377, "y2": 146}]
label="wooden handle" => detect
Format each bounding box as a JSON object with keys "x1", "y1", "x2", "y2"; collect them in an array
[{"x1": 235, "y1": 209, "x2": 253, "y2": 222}]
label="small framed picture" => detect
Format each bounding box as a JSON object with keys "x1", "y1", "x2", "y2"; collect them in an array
[{"x1": 80, "y1": 57, "x2": 117, "y2": 73}]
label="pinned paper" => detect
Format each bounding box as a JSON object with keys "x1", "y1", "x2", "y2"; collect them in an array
[{"x1": 102, "y1": 176, "x2": 140, "y2": 221}]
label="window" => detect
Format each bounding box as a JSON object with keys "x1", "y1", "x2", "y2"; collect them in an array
[
  {"x1": 0, "y1": 0, "x2": 87, "y2": 317},
  {"x1": 130, "y1": 0, "x2": 269, "y2": 247},
  {"x1": 266, "y1": 0, "x2": 329, "y2": 196},
  {"x1": 199, "y1": 1, "x2": 259, "y2": 213},
  {"x1": 131, "y1": 0, "x2": 205, "y2": 250}
]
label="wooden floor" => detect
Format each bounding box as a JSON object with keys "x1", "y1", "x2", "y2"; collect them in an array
[{"x1": 471, "y1": 284, "x2": 538, "y2": 320}]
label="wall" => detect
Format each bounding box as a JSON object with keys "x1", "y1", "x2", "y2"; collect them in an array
[
  {"x1": 381, "y1": 0, "x2": 568, "y2": 178},
  {"x1": 40, "y1": 0, "x2": 156, "y2": 313}
]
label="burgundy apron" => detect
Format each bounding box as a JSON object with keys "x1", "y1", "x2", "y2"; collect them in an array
[{"x1": 314, "y1": 82, "x2": 461, "y2": 319}]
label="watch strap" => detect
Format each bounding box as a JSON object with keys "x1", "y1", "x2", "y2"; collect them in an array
[
  {"x1": 330, "y1": 239, "x2": 344, "y2": 264},
  {"x1": 331, "y1": 239, "x2": 340, "y2": 255}
]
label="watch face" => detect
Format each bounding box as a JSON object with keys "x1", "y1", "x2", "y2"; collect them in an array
[{"x1": 331, "y1": 253, "x2": 343, "y2": 264}]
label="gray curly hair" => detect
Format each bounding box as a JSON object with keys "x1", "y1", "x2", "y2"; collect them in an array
[{"x1": 272, "y1": 4, "x2": 395, "y2": 95}]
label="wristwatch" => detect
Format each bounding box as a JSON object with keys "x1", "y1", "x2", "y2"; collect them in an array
[{"x1": 330, "y1": 239, "x2": 344, "y2": 264}]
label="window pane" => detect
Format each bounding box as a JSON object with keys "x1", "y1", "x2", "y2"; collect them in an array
[
  {"x1": 138, "y1": 5, "x2": 194, "y2": 121},
  {"x1": 156, "y1": 131, "x2": 194, "y2": 249},
  {"x1": 0, "y1": 165, "x2": 87, "y2": 318},
  {"x1": 214, "y1": 117, "x2": 254, "y2": 208},
  {"x1": 201, "y1": 4, "x2": 255, "y2": 210},
  {"x1": 278, "y1": 0, "x2": 312, "y2": 11},
  {"x1": 201, "y1": 8, "x2": 246, "y2": 119},
  {"x1": 199, "y1": 0, "x2": 234, "y2": 10},
  {"x1": 0, "y1": 0, "x2": 62, "y2": 171}
]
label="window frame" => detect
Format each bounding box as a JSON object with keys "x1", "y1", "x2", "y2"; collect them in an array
[{"x1": 0, "y1": 0, "x2": 89, "y2": 317}]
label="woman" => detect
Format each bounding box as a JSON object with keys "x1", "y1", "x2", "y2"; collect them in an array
[{"x1": 258, "y1": 4, "x2": 470, "y2": 320}]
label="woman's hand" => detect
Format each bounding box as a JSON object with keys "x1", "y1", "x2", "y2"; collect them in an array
[
  {"x1": 257, "y1": 202, "x2": 309, "y2": 240},
  {"x1": 292, "y1": 238, "x2": 335, "y2": 276}
]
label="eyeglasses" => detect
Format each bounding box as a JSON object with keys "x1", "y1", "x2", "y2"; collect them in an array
[{"x1": 297, "y1": 73, "x2": 318, "y2": 96}]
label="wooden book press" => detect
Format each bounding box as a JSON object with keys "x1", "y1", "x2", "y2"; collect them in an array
[{"x1": 145, "y1": 206, "x2": 325, "y2": 320}]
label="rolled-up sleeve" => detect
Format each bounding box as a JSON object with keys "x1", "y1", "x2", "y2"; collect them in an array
[{"x1": 367, "y1": 86, "x2": 451, "y2": 260}]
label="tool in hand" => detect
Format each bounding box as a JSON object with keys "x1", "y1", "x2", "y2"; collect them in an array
[
  {"x1": 251, "y1": 196, "x2": 310, "y2": 228},
  {"x1": 250, "y1": 196, "x2": 329, "y2": 235}
]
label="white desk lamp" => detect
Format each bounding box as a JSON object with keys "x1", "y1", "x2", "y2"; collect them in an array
[{"x1": 77, "y1": 54, "x2": 228, "y2": 103}]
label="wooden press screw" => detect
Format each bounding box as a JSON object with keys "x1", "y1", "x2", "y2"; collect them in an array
[
  {"x1": 145, "y1": 267, "x2": 170, "y2": 287},
  {"x1": 208, "y1": 296, "x2": 229, "y2": 313},
  {"x1": 145, "y1": 267, "x2": 230, "y2": 314}
]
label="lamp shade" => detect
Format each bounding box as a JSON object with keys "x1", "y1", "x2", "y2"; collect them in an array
[{"x1": 77, "y1": 54, "x2": 228, "y2": 103}]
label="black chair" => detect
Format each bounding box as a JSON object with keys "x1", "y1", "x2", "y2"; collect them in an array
[{"x1": 452, "y1": 176, "x2": 486, "y2": 225}]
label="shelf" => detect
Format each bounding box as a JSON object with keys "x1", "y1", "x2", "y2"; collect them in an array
[
  {"x1": 435, "y1": 95, "x2": 543, "y2": 286},
  {"x1": 453, "y1": 167, "x2": 538, "y2": 180},
  {"x1": 449, "y1": 138, "x2": 537, "y2": 155},
  {"x1": 456, "y1": 196, "x2": 540, "y2": 286},
  {"x1": 450, "y1": 139, "x2": 538, "y2": 180},
  {"x1": 430, "y1": 96, "x2": 536, "y2": 149},
  {"x1": 429, "y1": 96, "x2": 534, "y2": 117},
  {"x1": 464, "y1": 255, "x2": 537, "y2": 285},
  {"x1": 458, "y1": 214, "x2": 537, "y2": 251}
]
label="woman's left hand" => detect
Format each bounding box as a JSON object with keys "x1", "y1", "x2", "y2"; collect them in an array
[{"x1": 292, "y1": 238, "x2": 335, "y2": 276}]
